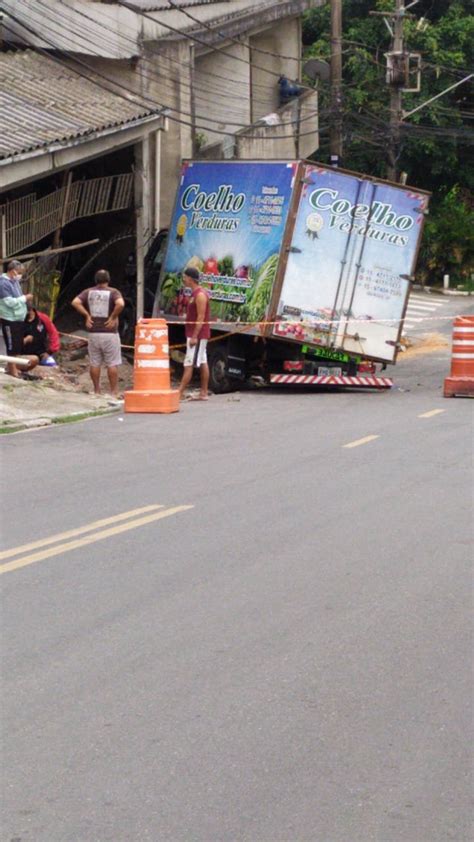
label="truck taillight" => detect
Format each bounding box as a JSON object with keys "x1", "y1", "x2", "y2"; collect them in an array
[
  {"x1": 358, "y1": 360, "x2": 376, "y2": 374},
  {"x1": 283, "y1": 360, "x2": 304, "y2": 372}
]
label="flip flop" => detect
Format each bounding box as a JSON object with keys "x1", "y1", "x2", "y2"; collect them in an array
[{"x1": 184, "y1": 393, "x2": 209, "y2": 401}]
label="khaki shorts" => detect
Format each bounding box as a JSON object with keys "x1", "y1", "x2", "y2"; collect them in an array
[{"x1": 88, "y1": 333, "x2": 122, "y2": 367}]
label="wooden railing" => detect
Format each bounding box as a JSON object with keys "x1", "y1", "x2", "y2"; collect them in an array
[{"x1": 1, "y1": 173, "x2": 134, "y2": 260}]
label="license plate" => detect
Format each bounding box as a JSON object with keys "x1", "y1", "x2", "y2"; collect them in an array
[{"x1": 318, "y1": 366, "x2": 342, "y2": 376}]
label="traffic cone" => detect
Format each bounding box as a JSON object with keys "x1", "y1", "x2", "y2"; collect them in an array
[
  {"x1": 444, "y1": 315, "x2": 474, "y2": 398},
  {"x1": 124, "y1": 319, "x2": 179, "y2": 413}
]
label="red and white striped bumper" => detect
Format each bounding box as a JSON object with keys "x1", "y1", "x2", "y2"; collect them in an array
[{"x1": 270, "y1": 374, "x2": 393, "y2": 388}]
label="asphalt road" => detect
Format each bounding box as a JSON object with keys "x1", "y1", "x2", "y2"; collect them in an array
[{"x1": 1, "y1": 302, "x2": 473, "y2": 842}]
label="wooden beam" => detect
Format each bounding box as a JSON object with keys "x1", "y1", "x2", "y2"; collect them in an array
[{"x1": 2, "y1": 238, "x2": 100, "y2": 263}]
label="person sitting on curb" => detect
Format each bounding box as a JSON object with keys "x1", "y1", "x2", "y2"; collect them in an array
[
  {"x1": 22, "y1": 306, "x2": 60, "y2": 369},
  {"x1": 71, "y1": 269, "x2": 124, "y2": 397}
]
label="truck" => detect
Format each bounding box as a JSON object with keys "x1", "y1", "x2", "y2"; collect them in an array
[{"x1": 153, "y1": 159, "x2": 430, "y2": 393}]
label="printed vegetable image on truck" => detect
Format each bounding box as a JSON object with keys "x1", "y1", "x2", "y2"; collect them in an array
[{"x1": 159, "y1": 160, "x2": 297, "y2": 323}]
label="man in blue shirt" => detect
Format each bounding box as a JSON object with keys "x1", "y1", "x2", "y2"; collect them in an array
[{"x1": 0, "y1": 260, "x2": 33, "y2": 377}]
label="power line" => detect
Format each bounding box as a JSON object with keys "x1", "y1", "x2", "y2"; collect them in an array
[
  {"x1": 163, "y1": 0, "x2": 316, "y2": 65},
  {"x1": 116, "y1": 0, "x2": 313, "y2": 90},
  {"x1": 1, "y1": 14, "x2": 322, "y2": 142},
  {"x1": 48, "y1": 0, "x2": 288, "y2": 109},
  {"x1": 52, "y1": 0, "x2": 283, "y2": 98},
  {"x1": 402, "y1": 73, "x2": 474, "y2": 120},
  {"x1": 343, "y1": 39, "x2": 473, "y2": 81},
  {"x1": 5, "y1": 3, "x2": 320, "y2": 139}
]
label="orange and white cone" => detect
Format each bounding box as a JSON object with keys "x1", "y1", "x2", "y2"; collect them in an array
[
  {"x1": 444, "y1": 315, "x2": 474, "y2": 398},
  {"x1": 124, "y1": 319, "x2": 179, "y2": 413}
]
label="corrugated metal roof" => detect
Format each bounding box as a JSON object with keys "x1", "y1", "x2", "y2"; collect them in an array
[
  {"x1": 125, "y1": 0, "x2": 232, "y2": 9},
  {"x1": 0, "y1": 50, "x2": 163, "y2": 161}
]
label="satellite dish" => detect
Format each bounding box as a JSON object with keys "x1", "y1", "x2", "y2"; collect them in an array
[{"x1": 303, "y1": 59, "x2": 330, "y2": 82}]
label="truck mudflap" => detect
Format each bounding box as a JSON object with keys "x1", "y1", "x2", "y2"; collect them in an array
[{"x1": 270, "y1": 373, "x2": 393, "y2": 388}]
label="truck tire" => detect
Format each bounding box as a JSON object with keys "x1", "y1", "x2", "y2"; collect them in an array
[
  {"x1": 119, "y1": 300, "x2": 136, "y2": 347},
  {"x1": 207, "y1": 344, "x2": 235, "y2": 394}
]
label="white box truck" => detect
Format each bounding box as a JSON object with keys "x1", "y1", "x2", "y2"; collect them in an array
[{"x1": 154, "y1": 160, "x2": 430, "y2": 393}]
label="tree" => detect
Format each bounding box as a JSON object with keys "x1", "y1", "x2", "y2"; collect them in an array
[{"x1": 303, "y1": 0, "x2": 474, "y2": 283}]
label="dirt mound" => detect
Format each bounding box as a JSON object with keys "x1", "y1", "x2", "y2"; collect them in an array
[
  {"x1": 400, "y1": 332, "x2": 449, "y2": 357},
  {"x1": 26, "y1": 334, "x2": 135, "y2": 395}
]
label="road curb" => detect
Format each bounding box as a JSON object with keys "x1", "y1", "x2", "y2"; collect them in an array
[
  {"x1": 412, "y1": 285, "x2": 472, "y2": 296},
  {"x1": 0, "y1": 406, "x2": 121, "y2": 435}
]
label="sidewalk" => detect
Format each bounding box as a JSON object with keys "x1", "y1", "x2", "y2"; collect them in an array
[
  {"x1": 0, "y1": 372, "x2": 121, "y2": 433},
  {"x1": 412, "y1": 284, "x2": 473, "y2": 296},
  {"x1": 0, "y1": 327, "x2": 137, "y2": 432}
]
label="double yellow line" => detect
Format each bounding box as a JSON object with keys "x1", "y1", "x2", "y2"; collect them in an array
[{"x1": 0, "y1": 503, "x2": 193, "y2": 575}]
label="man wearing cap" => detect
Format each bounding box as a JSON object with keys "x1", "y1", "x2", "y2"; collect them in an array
[
  {"x1": 0, "y1": 259, "x2": 34, "y2": 378},
  {"x1": 179, "y1": 266, "x2": 210, "y2": 401}
]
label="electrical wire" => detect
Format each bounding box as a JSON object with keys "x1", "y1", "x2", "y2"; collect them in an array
[
  {"x1": 47, "y1": 0, "x2": 290, "y2": 110},
  {"x1": 1, "y1": 15, "x2": 323, "y2": 142},
  {"x1": 116, "y1": 0, "x2": 313, "y2": 90},
  {"x1": 162, "y1": 0, "x2": 319, "y2": 64},
  {"x1": 5, "y1": 3, "x2": 321, "y2": 136},
  {"x1": 53, "y1": 0, "x2": 285, "y2": 99},
  {"x1": 344, "y1": 37, "x2": 474, "y2": 81}
]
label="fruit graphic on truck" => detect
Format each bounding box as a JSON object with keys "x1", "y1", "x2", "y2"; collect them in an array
[
  {"x1": 204, "y1": 257, "x2": 219, "y2": 275},
  {"x1": 176, "y1": 214, "x2": 187, "y2": 244}
]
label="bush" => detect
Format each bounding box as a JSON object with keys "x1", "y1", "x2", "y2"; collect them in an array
[{"x1": 417, "y1": 187, "x2": 474, "y2": 287}]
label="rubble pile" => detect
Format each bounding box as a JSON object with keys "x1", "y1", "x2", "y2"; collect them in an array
[{"x1": 24, "y1": 335, "x2": 135, "y2": 396}]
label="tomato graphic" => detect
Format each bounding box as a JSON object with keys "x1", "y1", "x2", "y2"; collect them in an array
[{"x1": 204, "y1": 257, "x2": 219, "y2": 275}]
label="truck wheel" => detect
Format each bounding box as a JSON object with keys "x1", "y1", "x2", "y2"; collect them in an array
[
  {"x1": 207, "y1": 344, "x2": 234, "y2": 394},
  {"x1": 119, "y1": 301, "x2": 135, "y2": 347}
]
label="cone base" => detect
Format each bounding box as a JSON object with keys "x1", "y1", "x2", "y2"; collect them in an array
[
  {"x1": 124, "y1": 388, "x2": 180, "y2": 413},
  {"x1": 443, "y1": 377, "x2": 474, "y2": 398}
]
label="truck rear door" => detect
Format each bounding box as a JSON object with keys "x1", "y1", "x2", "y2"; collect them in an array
[{"x1": 273, "y1": 164, "x2": 429, "y2": 363}]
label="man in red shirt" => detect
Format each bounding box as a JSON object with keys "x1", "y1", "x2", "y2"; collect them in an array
[
  {"x1": 72, "y1": 269, "x2": 124, "y2": 396},
  {"x1": 179, "y1": 266, "x2": 210, "y2": 401}
]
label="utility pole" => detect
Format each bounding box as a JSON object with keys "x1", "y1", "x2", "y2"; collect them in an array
[
  {"x1": 387, "y1": 0, "x2": 404, "y2": 181},
  {"x1": 330, "y1": 0, "x2": 343, "y2": 167},
  {"x1": 371, "y1": 0, "x2": 421, "y2": 181}
]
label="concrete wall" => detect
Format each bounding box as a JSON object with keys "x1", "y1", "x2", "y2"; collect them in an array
[
  {"x1": 82, "y1": 47, "x2": 193, "y2": 230},
  {"x1": 236, "y1": 90, "x2": 318, "y2": 160},
  {"x1": 249, "y1": 18, "x2": 301, "y2": 121},
  {"x1": 141, "y1": 42, "x2": 194, "y2": 228},
  {"x1": 198, "y1": 89, "x2": 318, "y2": 162},
  {"x1": 194, "y1": 41, "x2": 251, "y2": 149},
  {"x1": 298, "y1": 89, "x2": 319, "y2": 158}
]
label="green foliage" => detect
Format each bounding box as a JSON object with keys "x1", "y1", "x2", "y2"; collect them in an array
[
  {"x1": 241, "y1": 253, "x2": 280, "y2": 321},
  {"x1": 418, "y1": 187, "x2": 474, "y2": 286},
  {"x1": 302, "y1": 0, "x2": 474, "y2": 282},
  {"x1": 160, "y1": 272, "x2": 181, "y2": 307},
  {"x1": 217, "y1": 255, "x2": 234, "y2": 276}
]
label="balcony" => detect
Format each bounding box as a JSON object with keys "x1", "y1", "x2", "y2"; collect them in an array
[{"x1": 198, "y1": 89, "x2": 318, "y2": 162}]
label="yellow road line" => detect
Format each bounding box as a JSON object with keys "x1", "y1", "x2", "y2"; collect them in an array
[
  {"x1": 0, "y1": 506, "x2": 194, "y2": 576},
  {"x1": 418, "y1": 409, "x2": 446, "y2": 418},
  {"x1": 0, "y1": 504, "x2": 164, "y2": 561},
  {"x1": 343, "y1": 434, "x2": 380, "y2": 449}
]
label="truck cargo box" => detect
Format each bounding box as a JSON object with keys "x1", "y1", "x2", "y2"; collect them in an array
[{"x1": 155, "y1": 160, "x2": 429, "y2": 378}]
